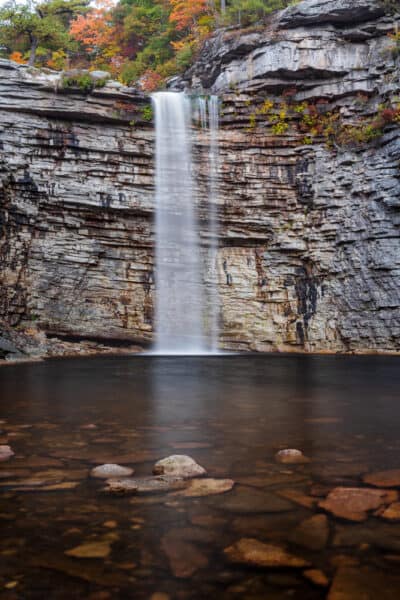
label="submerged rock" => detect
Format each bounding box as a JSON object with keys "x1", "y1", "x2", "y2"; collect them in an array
[
  {"x1": 104, "y1": 475, "x2": 186, "y2": 495},
  {"x1": 328, "y1": 566, "x2": 400, "y2": 600},
  {"x1": 91, "y1": 464, "x2": 134, "y2": 479},
  {"x1": 290, "y1": 514, "x2": 329, "y2": 551},
  {"x1": 65, "y1": 541, "x2": 111, "y2": 559},
  {"x1": 0, "y1": 445, "x2": 14, "y2": 462},
  {"x1": 275, "y1": 449, "x2": 310, "y2": 465},
  {"x1": 381, "y1": 503, "x2": 400, "y2": 522},
  {"x1": 319, "y1": 487, "x2": 390, "y2": 521},
  {"x1": 277, "y1": 488, "x2": 316, "y2": 509},
  {"x1": 153, "y1": 455, "x2": 206, "y2": 478},
  {"x1": 180, "y1": 478, "x2": 235, "y2": 497},
  {"x1": 363, "y1": 470, "x2": 400, "y2": 488},
  {"x1": 161, "y1": 534, "x2": 208, "y2": 578},
  {"x1": 303, "y1": 569, "x2": 329, "y2": 587},
  {"x1": 224, "y1": 538, "x2": 310, "y2": 568}
]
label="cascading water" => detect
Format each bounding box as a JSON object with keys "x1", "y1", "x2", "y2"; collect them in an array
[
  {"x1": 152, "y1": 92, "x2": 204, "y2": 354},
  {"x1": 198, "y1": 95, "x2": 220, "y2": 353},
  {"x1": 152, "y1": 91, "x2": 220, "y2": 355}
]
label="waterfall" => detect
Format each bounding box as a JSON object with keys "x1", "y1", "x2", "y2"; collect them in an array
[
  {"x1": 199, "y1": 95, "x2": 220, "y2": 353},
  {"x1": 151, "y1": 91, "x2": 220, "y2": 355}
]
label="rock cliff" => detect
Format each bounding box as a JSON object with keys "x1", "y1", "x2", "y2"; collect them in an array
[{"x1": 0, "y1": 0, "x2": 399, "y2": 357}]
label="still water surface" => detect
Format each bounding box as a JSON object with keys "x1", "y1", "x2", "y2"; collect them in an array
[{"x1": 0, "y1": 355, "x2": 400, "y2": 599}]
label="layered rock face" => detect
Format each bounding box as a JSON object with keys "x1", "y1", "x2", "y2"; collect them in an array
[{"x1": 1, "y1": 0, "x2": 400, "y2": 356}]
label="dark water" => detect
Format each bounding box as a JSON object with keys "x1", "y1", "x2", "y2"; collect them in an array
[{"x1": 1, "y1": 355, "x2": 400, "y2": 599}]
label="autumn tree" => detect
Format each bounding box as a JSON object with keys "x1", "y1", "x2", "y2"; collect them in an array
[
  {"x1": 169, "y1": 0, "x2": 210, "y2": 31},
  {"x1": 0, "y1": 0, "x2": 88, "y2": 66},
  {"x1": 69, "y1": 0, "x2": 123, "y2": 71}
]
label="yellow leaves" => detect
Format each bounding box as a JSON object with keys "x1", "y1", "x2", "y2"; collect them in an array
[
  {"x1": 46, "y1": 49, "x2": 67, "y2": 70},
  {"x1": 259, "y1": 99, "x2": 274, "y2": 114},
  {"x1": 171, "y1": 40, "x2": 186, "y2": 51}
]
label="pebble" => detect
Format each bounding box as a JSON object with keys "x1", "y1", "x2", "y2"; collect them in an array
[
  {"x1": 0, "y1": 445, "x2": 14, "y2": 462},
  {"x1": 91, "y1": 464, "x2": 134, "y2": 479},
  {"x1": 275, "y1": 449, "x2": 310, "y2": 464},
  {"x1": 153, "y1": 455, "x2": 206, "y2": 478}
]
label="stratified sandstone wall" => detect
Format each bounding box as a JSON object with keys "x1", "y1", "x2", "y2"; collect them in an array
[{"x1": 0, "y1": 0, "x2": 399, "y2": 356}]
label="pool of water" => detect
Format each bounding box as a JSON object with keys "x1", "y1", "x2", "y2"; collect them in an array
[{"x1": 1, "y1": 354, "x2": 400, "y2": 599}]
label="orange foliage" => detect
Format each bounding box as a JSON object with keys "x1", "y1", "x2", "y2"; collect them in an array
[
  {"x1": 10, "y1": 51, "x2": 27, "y2": 64},
  {"x1": 141, "y1": 70, "x2": 163, "y2": 92},
  {"x1": 169, "y1": 0, "x2": 209, "y2": 31},
  {"x1": 70, "y1": 0, "x2": 117, "y2": 53}
]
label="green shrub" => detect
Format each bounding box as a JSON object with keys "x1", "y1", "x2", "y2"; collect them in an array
[{"x1": 141, "y1": 105, "x2": 154, "y2": 122}]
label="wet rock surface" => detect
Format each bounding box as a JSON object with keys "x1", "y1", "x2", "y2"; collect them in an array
[
  {"x1": 290, "y1": 514, "x2": 329, "y2": 551},
  {"x1": 363, "y1": 470, "x2": 400, "y2": 488},
  {"x1": 104, "y1": 475, "x2": 187, "y2": 495},
  {"x1": 179, "y1": 478, "x2": 235, "y2": 497},
  {"x1": 90, "y1": 464, "x2": 134, "y2": 479},
  {"x1": 275, "y1": 449, "x2": 310, "y2": 464},
  {"x1": 328, "y1": 566, "x2": 400, "y2": 600},
  {"x1": 153, "y1": 455, "x2": 206, "y2": 479},
  {"x1": 0, "y1": 446, "x2": 14, "y2": 462},
  {"x1": 319, "y1": 487, "x2": 392, "y2": 521},
  {"x1": 224, "y1": 538, "x2": 310, "y2": 568}
]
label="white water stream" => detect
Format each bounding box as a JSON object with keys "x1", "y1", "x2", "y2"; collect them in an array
[{"x1": 152, "y1": 92, "x2": 220, "y2": 354}]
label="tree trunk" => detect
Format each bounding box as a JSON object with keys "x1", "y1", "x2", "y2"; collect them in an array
[
  {"x1": 28, "y1": 37, "x2": 38, "y2": 67},
  {"x1": 221, "y1": 0, "x2": 226, "y2": 13}
]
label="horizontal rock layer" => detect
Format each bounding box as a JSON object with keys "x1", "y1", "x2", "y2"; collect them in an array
[{"x1": 1, "y1": 0, "x2": 400, "y2": 355}]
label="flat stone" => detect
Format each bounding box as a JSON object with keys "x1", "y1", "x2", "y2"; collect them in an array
[
  {"x1": 275, "y1": 449, "x2": 310, "y2": 464},
  {"x1": 277, "y1": 488, "x2": 316, "y2": 509},
  {"x1": 319, "y1": 487, "x2": 390, "y2": 521},
  {"x1": 224, "y1": 538, "x2": 310, "y2": 568},
  {"x1": 0, "y1": 445, "x2": 14, "y2": 462},
  {"x1": 65, "y1": 541, "x2": 111, "y2": 559},
  {"x1": 363, "y1": 470, "x2": 400, "y2": 488},
  {"x1": 381, "y1": 503, "x2": 400, "y2": 521},
  {"x1": 153, "y1": 455, "x2": 206, "y2": 478},
  {"x1": 290, "y1": 514, "x2": 329, "y2": 551},
  {"x1": 104, "y1": 475, "x2": 186, "y2": 495},
  {"x1": 303, "y1": 569, "x2": 329, "y2": 587},
  {"x1": 180, "y1": 478, "x2": 235, "y2": 497},
  {"x1": 91, "y1": 464, "x2": 134, "y2": 479},
  {"x1": 328, "y1": 566, "x2": 400, "y2": 600},
  {"x1": 161, "y1": 534, "x2": 208, "y2": 578}
]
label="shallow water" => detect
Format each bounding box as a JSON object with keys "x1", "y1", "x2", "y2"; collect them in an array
[{"x1": 0, "y1": 355, "x2": 400, "y2": 599}]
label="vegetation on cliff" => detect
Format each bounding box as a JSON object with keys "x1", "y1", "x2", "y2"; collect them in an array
[{"x1": 0, "y1": 0, "x2": 296, "y2": 89}]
